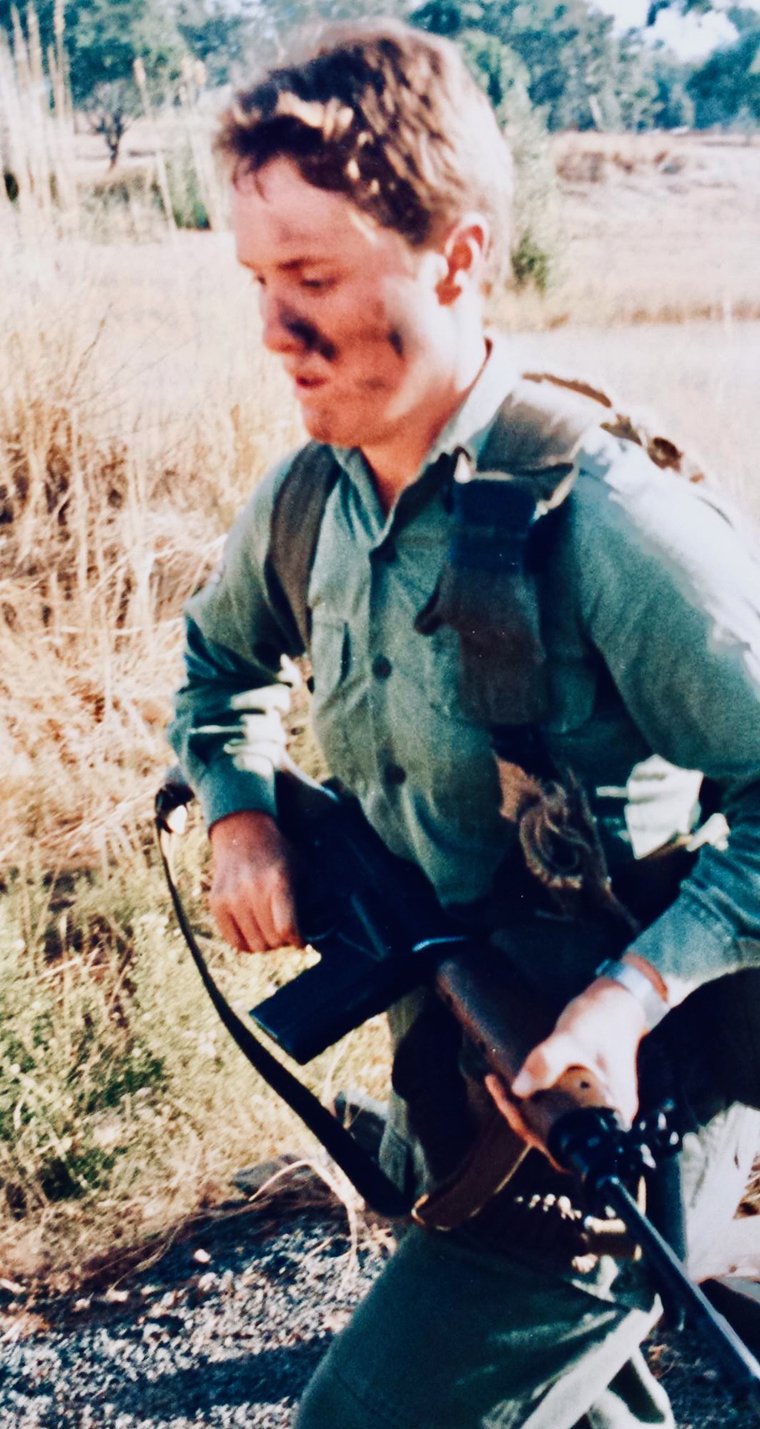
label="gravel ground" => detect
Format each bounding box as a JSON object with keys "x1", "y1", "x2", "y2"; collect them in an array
[{"x1": 0, "y1": 1194, "x2": 753, "y2": 1429}]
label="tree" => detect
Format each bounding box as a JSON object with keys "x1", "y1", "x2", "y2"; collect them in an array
[
  {"x1": 85, "y1": 78, "x2": 136, "y2": 166},
  {"x1": 64, "y1": 0, "x2": 184, "y2": 108},
  {"x1": 647, "y1": 0, "x2": 708, "y2": 20},
  {"x1": 726, "y1": 4, "x2": 760, "y2": 32},
  {"x1": 0, "y1": 2, "x2": 56, "y2": 50},
  {"x1": 648, "y1": 55, "x2": 695, "y2": 127},
  {"x1": 413, "y1": 0, "x2": 658, "y2": 130},
  {"x1": 613, "y1": 33, "x2": 662, "y2": 130},
  {"x1": 1, "y1": 0, "x2": 187, "y2": 163},
  {"x1": 250, "y1": 0, "x2": 409, "y2": 72},
  {"x1": 688, "y1": 25, "x2": 760, "y2": 124},
  {"x1": 171, "y1": 0, "x2": 256, "y2": 87},
  {"x1": 647, "y1": 0, "x2": 760, "y2": 31}
]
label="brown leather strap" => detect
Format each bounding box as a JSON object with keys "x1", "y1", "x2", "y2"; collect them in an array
[{"x1": 412, "y1": 1106, "x2": 528, "y2": 1231}]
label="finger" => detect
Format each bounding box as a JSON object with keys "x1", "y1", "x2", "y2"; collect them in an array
[
  {"x1": 232, "y1": 902, "x2": 272, "y2": 952},
  {"x1": 484, "y1": 1075, "x2": 549, "y2": 1155},
  {"x1": 213, "y1": 905, "x2": 261, "y2": 953},
  {"x1": 270, "y1": 884, "x2": 302, "y2": 948},
  {"x1": 251, "y1": 882, "x2": 297, "y2": 949}
]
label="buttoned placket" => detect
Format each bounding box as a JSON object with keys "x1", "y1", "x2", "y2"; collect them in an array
[{"x1": 354, "y1": 454, "x2": 454, "y2": 802}]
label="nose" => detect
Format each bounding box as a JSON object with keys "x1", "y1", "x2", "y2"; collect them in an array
[{"x1": 258, "y1": 288, "x2": 302, "y2": 355}]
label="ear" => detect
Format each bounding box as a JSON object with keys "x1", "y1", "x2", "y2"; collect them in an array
[{"x1": 436, "y1": 215, "x2": 491, "y2": 305}]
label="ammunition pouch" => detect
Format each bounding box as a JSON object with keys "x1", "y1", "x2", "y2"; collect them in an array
[{"x1": 414, "y1": 459, "x2": 574, "y2": 726}]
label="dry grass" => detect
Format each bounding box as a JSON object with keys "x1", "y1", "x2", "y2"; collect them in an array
[
  {"x1": 498, "y1": 131, "x2": 760, "y2": 331},
  {"x1": 1, "y1": 63, "x2": 758, "y2": 1284},
  {"x1": 0, "y1": 227, "x2": 302, "y2": 872}
]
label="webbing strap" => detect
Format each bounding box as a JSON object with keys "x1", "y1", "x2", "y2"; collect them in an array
[
  {"x1": 265, "y1": 443, "x2": 342, "y2": 653},
  {"x1": 264, "y1": 380, "x2": 599, "y2": 663},
  {"x1": 479, "y1": 376, "x2": 597, "y2": 475}
]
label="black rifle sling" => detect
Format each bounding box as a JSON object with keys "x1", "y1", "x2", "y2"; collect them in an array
[{"x1": 154, "y1": 777, "x2": 412, "y2": 1218}]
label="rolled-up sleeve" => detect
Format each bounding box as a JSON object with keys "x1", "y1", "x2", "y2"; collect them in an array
[
  {"x1": 570, "y1": 436, "x2": 760, "y2": 1001},
  {"x1": 168, "y1": 457, "x2": 302, "y2": 830}
]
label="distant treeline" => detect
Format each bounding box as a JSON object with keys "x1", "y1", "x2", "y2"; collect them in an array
[{"x1": 2, "y1": 0, "x2": 759, "y2": 135}]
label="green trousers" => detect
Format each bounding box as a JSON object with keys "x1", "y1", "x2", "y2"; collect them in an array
[
  {"x1": 296, "y1": 1227, "x2": 670, "y2": 1428},
  {"x1": 295, "y1": 1103, "x2": 758, "y2": 1429}
]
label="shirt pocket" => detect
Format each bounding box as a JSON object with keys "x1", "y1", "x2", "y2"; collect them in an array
[
  {"x1": 308, "y1": 610, "x2": 357, "y2": 780},
  {"x1": 310, "y1": 611, "x2": 351, "y2": 696},
  {"x1": 405, "y1": 621, "x2": 466, "y2": 718}
]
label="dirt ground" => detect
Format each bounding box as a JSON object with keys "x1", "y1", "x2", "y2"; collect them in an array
[{"x1": 0, "y1": 1199, "x2": 755, "y2": 1429}]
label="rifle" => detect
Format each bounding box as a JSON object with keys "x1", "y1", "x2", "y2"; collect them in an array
[{"x1": 156, "y1": 761, "x2": 760, "y2": 1399}]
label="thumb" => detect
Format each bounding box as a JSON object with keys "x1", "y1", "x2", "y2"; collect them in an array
[{"x1": 511, "y1": 1033, "x2": 579, "y2": 1099}]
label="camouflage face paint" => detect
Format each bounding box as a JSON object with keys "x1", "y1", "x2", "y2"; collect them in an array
[{"x1": 283, "y1": 313, "x2": 338, "y2": 362}]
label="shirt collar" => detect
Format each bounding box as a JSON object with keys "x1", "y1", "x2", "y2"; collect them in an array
[{"x1": 332, "y1": 331, "x2": 521, "y2": 490}]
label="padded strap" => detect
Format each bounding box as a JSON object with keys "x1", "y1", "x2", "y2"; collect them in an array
[
  {"x1": 265, "y1": 443, "x2": 342, "y2": 652},
  {"x1": 479, "y1": 376, "x2": 599, "y2": 475}
]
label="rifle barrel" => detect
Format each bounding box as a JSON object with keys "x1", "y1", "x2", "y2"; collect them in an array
[{"x1": 600, "y1": 1176, "x2": 760, "y2": 1396}]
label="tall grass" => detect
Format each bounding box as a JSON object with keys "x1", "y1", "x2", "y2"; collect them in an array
[{"x1": 0, "y1": 61, "x2": 318, "y2": 1269}]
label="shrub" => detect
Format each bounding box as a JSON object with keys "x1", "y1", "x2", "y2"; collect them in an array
[{"x1": 511, "y1": 230, "x2": 551, "y2": 293}]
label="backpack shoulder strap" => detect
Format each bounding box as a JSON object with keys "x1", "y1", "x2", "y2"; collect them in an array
[
  {"x1": 265, "y1": 442, "x2": 342, "y2": 653},
  {"x1": 479, "y1": 373, "x2": 601, "y2": 474}
]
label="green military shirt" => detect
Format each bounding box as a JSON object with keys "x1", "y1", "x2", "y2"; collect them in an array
[{"x1": 169, "y1": 335, "x2": 760, "y2": 1005}]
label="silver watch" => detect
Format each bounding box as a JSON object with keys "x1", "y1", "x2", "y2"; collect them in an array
[{"x1": 594, "y1": 958, "x2": 670, "y2": 1031}]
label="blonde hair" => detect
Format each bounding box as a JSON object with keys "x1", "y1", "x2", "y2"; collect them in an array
[{"x1": 216, "y1": 20, "x2": 513, "y2": 284}]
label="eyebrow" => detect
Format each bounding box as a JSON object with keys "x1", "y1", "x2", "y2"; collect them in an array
[{"x1": 240, "y1": 256, "x2": 335, "y2": 274}]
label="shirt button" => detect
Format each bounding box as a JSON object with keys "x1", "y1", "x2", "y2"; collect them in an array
[
  {"x1": 384, "y1": 762, "x2": 407, "y2": 787},
  {"x1": 372, "y1": 655, "x2": 393, "y2": 680}
]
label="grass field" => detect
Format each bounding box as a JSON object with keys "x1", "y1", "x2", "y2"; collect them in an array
[{"x1": 1, "y1": 120, "x2": 759, "y2": 1283}]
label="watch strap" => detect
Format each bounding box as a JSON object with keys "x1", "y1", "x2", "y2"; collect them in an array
[{"x1": 595, "y1": 958, "x2": 670, "y2": 1031}]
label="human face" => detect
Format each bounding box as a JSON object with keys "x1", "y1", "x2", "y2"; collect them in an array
[{"x1": 231, "y1": 159, "x2": 472, "y2": 457}]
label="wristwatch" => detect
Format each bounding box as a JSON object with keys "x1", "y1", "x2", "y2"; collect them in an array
[{"x1": 594, "y1": 958, "x2": 670, "y2": 1031}]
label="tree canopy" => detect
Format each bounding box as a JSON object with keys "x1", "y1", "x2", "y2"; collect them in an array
[
  {"x1": 413, "y1": 0, "x2": 682, "y2": 130},
  {"x1": 2, "y1": 0, "x2": 759, "y2": 133},
  {"x1": 688, "y1": 24, "x2": 760, "y2": 124}
]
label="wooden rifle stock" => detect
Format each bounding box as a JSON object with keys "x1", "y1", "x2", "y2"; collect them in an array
[{"x1": 435, "y1": 948, "x2": 610, "y2": 1147}]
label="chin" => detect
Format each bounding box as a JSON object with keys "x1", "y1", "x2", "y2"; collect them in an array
[{"x1": 301, "y1": 404, "x2": 366, "y2": 448}]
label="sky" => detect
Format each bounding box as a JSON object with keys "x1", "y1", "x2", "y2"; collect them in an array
[{"x1": 592, "y1": 0, "x2": 760, "y2": 58}]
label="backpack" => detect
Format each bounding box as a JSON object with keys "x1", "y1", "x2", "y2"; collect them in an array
[{"x1": 262, "y1": 372, "x2": 760, "y2": 1114}]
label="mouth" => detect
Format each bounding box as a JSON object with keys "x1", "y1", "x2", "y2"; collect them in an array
[
  {"x1": 294, "y1": 375, "x2": 326, "y2": 390},
  {"x1": 289, "y1": 371, "x2": 329, "y2": 395}
]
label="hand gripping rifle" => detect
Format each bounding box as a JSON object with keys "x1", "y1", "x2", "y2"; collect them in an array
[{"x1": 155, "y1": 762, "x2": 760, "y2": 1399}]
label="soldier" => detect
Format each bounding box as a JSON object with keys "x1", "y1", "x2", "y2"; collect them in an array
[{"x1": 169, "y1": 20, "x2": 760, "y2": 1427}]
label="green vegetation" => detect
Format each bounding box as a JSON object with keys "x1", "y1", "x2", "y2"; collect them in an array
[
  {"x1": 3, "y1": 2, "x2": 759, "y2": 181},
  {"x1": 412, "y1": 0, "x2": 760, "y2": 132},
  {"x1": 688, "y1": 26, "x2": 760, "y2": 126}
]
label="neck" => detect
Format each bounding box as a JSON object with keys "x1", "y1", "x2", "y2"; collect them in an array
[{"x1": 363, "y1": 333, "x2": 489, "y2": 513}]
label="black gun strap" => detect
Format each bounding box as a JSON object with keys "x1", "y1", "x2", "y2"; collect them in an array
[{"x1": 154, "y1": 793, "x2": 412, "y2": 1219}]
